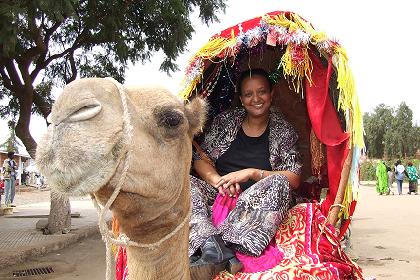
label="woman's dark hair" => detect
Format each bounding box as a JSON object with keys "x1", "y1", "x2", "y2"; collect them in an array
[
  {"x1": 7, "y1": 151, "x2": 14, "y2": 158},
  {"x1": 408, "y1": 162, "x2": 413, "y2": 166},
  {"x1": 396, "y1": 160, "x2": 402, "y2": 165},
  {"x1": 237, "y1": 68, "x2": 273, "y2": 94}
]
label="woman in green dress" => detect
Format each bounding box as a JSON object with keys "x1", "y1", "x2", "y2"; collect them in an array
[{"x1": 376, "y1": 161, "x2": 388, "y2": 195}]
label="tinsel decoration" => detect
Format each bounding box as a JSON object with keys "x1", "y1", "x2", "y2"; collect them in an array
[
  {"x1": 269, "y1": 62, "x2": 283, "y2": 85},
  {"x1": 200, "y1": 64, "x2": 222, "y2": 98}
]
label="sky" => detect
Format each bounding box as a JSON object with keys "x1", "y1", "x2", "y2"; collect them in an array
[{"x1": 1, "y1": 0, "x2": 420, "y2": 154}]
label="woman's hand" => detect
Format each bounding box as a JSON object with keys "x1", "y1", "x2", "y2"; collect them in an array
[{"x1": 215, "y1": 169, "x2": 254, "y2": 197}]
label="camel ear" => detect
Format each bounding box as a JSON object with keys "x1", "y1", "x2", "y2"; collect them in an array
[{"x1": 185, "y1": 97, "x2": 207, "y2": 136}]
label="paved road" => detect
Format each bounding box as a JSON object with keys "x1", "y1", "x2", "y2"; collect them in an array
[
  {"x1": 2, "y1": 183, "x2": 419, "y2": 279},
  {"x1": 350, "y1": 183, "x2": 420, "y2": 279},
  {"x1": 0, "y1": 188, "x2": 104, "y2": 274},
  {"x1": 0, "y1": 234, "x2": 109, "y2": 280}
]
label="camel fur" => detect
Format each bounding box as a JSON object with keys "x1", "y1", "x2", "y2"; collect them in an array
[{"x1": 36, "y1": 78, "x2": 207, "y2": 280}]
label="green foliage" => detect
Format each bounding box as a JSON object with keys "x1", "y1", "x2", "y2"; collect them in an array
[
  {"x1": 363, "y1": 104, "x2": 393, "y2": 158},
  {"x1": 360, "y1": 160, "x2": 376, "y2": 181},
  {"x1": 0, "y1": 0, "x2": 226, "y2": 152},
  {"x1": 0, "y1": 120, "x2": 21, "y2": 152},
  {"x1": 364, "y1": 102, "x2": 419, "y2": 158},
  {"x1": 32, "y1": 80, "x2": 54, "y2": 117}
]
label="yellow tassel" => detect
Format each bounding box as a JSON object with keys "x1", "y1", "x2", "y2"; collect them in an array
[
  {"x1": 339, "y1": 183, "x2": 354, "y2": 220},
  {"x1": 335, "y1": 47, "x2": 353, "y2": 111},
  {"x1": 180, "y1": 72, "x2": 203, "y2": 100},
  {"x1": 333, "y1": 45, "x2": 364, "y2": 149},
  {"x1": 352, "y1": 95, "x2": 365, "y2": 148},
  {"x1": 195, "y1": 29, "x2": 237, "y2": 60},
  {"x1": 264, "y1": 12, "x2": 328, "y2": 46},
  {"x1": 281, "y1": 44, "x2": 313, "y2": 93},
  {"x1": 263, "y1": 13, "x2": 299, "y2": 32}
]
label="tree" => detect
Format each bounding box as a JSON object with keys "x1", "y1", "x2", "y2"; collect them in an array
[
  {"x1": 0, "y1": 120, "x2": 21, "y2": 152},
  {"x1": 0, "y1": 0, "x2": 226, "y2": 233},
  {"x1": 384, "y1": 102, "x2": 414, "y2": 158},
  {"x1": 364, "y1": 102, "x2": 420, "y2": 159},
  {"x1": 0, "y1": 0, "x2": 226, "y2": 157},
  {"x1": 363, "y1": 104, "x2": 393, "y2": 158}
]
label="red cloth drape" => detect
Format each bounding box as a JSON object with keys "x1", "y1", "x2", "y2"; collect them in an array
[{"x1": 305, "y1": 51, "x2": 350, "y2": 217}]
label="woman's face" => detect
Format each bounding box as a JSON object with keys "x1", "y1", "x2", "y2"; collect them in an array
[{"x1": 239, "y1": 75, "x2": 273, "y2": 118}]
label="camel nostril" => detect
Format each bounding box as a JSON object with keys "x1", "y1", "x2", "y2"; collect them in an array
[{"x1": 67, "y1": 102, "x2": 102, "y2": 123}]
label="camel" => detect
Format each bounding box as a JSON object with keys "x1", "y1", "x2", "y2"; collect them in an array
[{"x1": 36, "y1": 78, "x2": 207, "y2": 280}]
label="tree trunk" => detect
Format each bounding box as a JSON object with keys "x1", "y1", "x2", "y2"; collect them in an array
[
  {"x1": 47, "y1": 190, "x2": 71, "y2": 234},
  {"x1": 14, "y1": 87, "x2": 72, "y2": 235},
  {"x1": 15, "y1": 88, "x2": 38, "y2": 158}
]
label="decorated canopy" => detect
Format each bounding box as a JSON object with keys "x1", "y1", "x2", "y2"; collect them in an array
[{"x1": 180, "y1": 11, "x2": 364, "y2": 231}]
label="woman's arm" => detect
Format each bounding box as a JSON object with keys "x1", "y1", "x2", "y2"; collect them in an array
[
  {"x1": 213, "y1": 168, "x2": 301, "y2": 196},
  {"x1": 223, "y1": 168, "x2": 300, "y2": 189},
  {"x1": 193, "y1": 159, "x2": 222, "y2": 188}
]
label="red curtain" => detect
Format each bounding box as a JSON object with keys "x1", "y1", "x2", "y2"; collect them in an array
[{"x1": 305, "y1": 51, "x2": 350, "y2": 217}]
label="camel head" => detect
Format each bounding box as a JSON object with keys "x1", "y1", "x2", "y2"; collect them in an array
[{"x1": 36, "y1": 78, "x2": 206, "y2": 220}]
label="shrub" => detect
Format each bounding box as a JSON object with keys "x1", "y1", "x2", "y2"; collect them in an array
[{"x1": 360, "y1": 160, "x2": 376, "y2": 181}]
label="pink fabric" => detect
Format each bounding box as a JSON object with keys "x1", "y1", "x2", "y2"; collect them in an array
[
  {"x1": 212, "y1": 194, "x2": 238, "y2": 226},
  {"x1": 212, "y1": 194, "x2": 284, "y2": 273}
]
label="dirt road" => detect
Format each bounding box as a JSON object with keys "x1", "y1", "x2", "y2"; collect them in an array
[{"x1": 351, "y1": 183, "x2": 420, "y2": 279}]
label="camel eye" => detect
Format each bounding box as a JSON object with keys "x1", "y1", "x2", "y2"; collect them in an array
[
  {"x1": 163, "y1": 112, "x2": 182, "y2": 127},
  {"x1": 155, "y1": 108, "x2": 184, "y2": 129}
]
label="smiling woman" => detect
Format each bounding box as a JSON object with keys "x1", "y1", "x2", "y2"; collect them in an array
[{"x1": 189, "y1": 68, "x2": 302, "y2": 278}]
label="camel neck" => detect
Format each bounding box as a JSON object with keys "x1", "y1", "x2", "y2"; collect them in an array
[
  {"x1": 126, "y1": 225, "x2": 190, "y2": 280},
  {"x1": 109, "y1": 180, "x2": 192, "y2": 279}
]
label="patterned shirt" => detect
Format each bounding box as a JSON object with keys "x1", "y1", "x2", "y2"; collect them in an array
[
  {"x1": 2, "y1": 158, "x2": 18, "y2": 179},
  {"x1": 406, "y1": 166, "x2": 419, "y2": 182},
  {"x1": 194, "y1": 107, "x2": 302, "y2": 175}
]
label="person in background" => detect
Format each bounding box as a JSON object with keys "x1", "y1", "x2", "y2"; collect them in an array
[
  {"x1": 386, "y1": 165, "x2": 394, "y2": 195},
  {"x1": 2, "y1": 151, "x2": 18, "y2": 206},
  {"x1": 0, "y1": 177, "x2": 4, "y2": 206},
  {"x1": 21, "y1": 170, "x2": 27, "y2": 186},
  {"x1": 406, "y1": 162, "x2": 419, "y2": 195},
  {"x1": 375, "y1": 160, "x2": 388, "y2": 195},
  {"x1": 394, "y1": 160, "x2": 405, "y2": 195}
]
